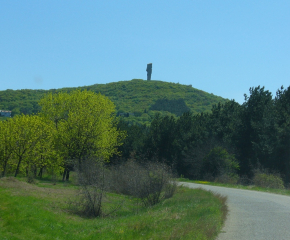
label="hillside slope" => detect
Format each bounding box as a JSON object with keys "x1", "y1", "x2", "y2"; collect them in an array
[{"x1": 0, "y1": 79, "x2": 228, "y2": 124}]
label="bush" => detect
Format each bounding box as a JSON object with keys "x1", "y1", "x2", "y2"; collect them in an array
[
  {"x1": 26, "y1": 166, "x2": 36, "y2": 184},
  {"x1": 253, "y1": 172, "x2": 285, "y2": 189},
  {"x1": 202, "y1": 147, "x2": 239, "y2": 181},
  {"x1": 237, "y1": 175, "x2": 252, "y2": 185},
  {"x1": 73, "y1": 158, "x2": 107, "y2": 217},
  {"x1": 214, "y1": 172, "x2": 239, "y2": 184},
  {"x1": 138, "y1": 162, "x2": 177, "y2": 206},
  {"x1": 109, "y1": 161, "x2": 177, "y2": 206},
  {"x1": 70, "y1": 158, "x2": 177, "y2": 217}
]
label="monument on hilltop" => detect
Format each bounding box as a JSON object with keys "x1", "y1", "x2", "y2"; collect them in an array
[{"x1": 146, "y1": 63, "x2": 152, "y2": 80}]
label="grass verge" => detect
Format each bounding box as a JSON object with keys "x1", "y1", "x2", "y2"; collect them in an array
[
  {"x1": 0, "y1": 177, "x2": 227, "y2": 240},
  {"x1": 179, "y1": 178, "x2": 290, "y2": 196}
]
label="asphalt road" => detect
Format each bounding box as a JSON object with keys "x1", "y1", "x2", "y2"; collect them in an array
[{"x1": 180, "y1": 182, "x2": 290, "y2": 240}]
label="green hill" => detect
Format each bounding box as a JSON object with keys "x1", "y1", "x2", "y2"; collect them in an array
[{"x1": 0, "y1": 79, "x2": 228, "y2": 124}]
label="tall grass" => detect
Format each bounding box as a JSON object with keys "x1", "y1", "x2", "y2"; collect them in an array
[{"x1": 0, "y1": 177, "x2": 227, "y2": 240}]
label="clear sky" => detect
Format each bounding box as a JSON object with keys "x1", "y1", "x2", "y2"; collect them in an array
[{"x1": 1, "y1": 0, "x2": 289, "y2": 103}]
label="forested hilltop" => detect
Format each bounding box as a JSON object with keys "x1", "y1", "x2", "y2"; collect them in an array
[
  {"x1": 2, "y1": 80, "x2": 290, "y2": 189},
  {"x1": 115, "y1": 85, "x2": 290, "y2": 187},
  {"x1": 0, "y1": 79, "x2": 227, "y2": 124}
]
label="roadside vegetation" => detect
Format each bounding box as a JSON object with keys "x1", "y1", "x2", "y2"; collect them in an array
[
  {"x1": 0, "y1": 89, "x2": 227, "y2": 239},
  {"x1": 179, "y1": 170, "x2": 290, "y2": 197},
  {"x1": 0, "y1": 175, "x2": 227, "y2": 240},
  {"x1": 114, "y1": 85, "x2": 290, "y2": 192},
  {"x1": 2, "y1": 82, "x2": 290, "y2": 238}
]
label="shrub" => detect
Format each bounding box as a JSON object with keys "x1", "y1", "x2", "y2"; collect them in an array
[
  {"x1": 109, "y1": 160, "x2": 142, "y2": 196},
  {"x1": 26, "y1": 173, "x2": 36, "y2": 184},
  {"x1": 202, "y1": 147, "x2": 239, "y2": 181},
  {"x1": 26, "y1": 166, "x2": 36, "y2": 184},
  {"x1": 73, "y1": 158, "x2": 107, "y2": 217},
  {"x1": 71, "y1": 158, "x2": 177, "y2": 217},
  {"x1": 253, "y1": 172, "x2": 285, "y2": 189},
  {"x1": 237, "y1": 175, "x2": 252, "y2": 185},
  {"x1": 109, "y1": 161, "x2": 177, "y2": 206},
  {"x1": 214, "y1": 172, "x2": 239, "y2": 184},
  {"x1": 138, "y1": 162, "x2": 177, "y2": 206}
]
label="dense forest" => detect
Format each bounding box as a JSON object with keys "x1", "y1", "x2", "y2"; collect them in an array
[
  {"x1": 114, "y1": 85, "x2": 290, "y2": 185},
  {"x1": 1, "y1": 80, "x2": 290, "y2": 187},
  {"x1": 0, "y1": 79, "x2": 227, "y2": 124}
]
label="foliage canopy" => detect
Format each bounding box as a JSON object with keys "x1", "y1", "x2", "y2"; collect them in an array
[
  {"x1": 0, "y1": 90, "x2": 124, "y2": 179},
  {"x1": 0, "y1": 79, "x2": 227, "y2": 124}
]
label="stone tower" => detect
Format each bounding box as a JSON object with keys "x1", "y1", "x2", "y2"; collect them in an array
[{"x1": 146, "y1": 63, "x2": 152, "y2": 80}]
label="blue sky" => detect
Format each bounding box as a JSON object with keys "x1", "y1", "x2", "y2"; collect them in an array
[{"x1": 1, "y1": 0, "x2": 289, "y2": 103}]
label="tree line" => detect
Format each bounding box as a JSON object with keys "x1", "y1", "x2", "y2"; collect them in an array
[
  {"x1": 2, "y1": 85, "x2": 290, "y2": 186},
  {"x1": 114, "y1": 85, "x2": 290, "y2": 185},
  {"x1": 0, "y1": 90, "x2": 125, "y2": 179}
]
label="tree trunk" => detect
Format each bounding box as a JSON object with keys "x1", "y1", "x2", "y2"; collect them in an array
[
  {"x1": 66, "y1": 170, "x2": 70, "y2": 181},
  {"x1": 62, "y1": 169, "x2": 67, "y2": 181},
  {"x1": 33, "y1": 165, "x2": 37, "y2": 177},
  {"x1": 15, "y1": 156, "x2": 22, "y2": 177},
  {"x1": 38, "y1": 167, "x2": 43, "y2": 178},
  {"x1": 1, "y1": 160, "x2": 8, "y2": 177},
  {"x1": 78, "y1": 158, "x2": 82, "y2": 172}
]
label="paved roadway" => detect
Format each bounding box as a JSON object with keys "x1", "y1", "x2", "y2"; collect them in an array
[{"x1": 180, "y1": 182, "x2": 290, "y2": 240}]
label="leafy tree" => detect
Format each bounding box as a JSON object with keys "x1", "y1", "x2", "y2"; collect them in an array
[
  {"x1": 210, "y1": 100, "x2": 242, "y2": 146},
  {"x1": 29, "y1": 121, "x2": 62, "y2": 178},
  {"x1": 7, "y1": 115, "x2": 51, "y2": 177},
  {"x1": 174, "y1": 112, "x2": 211, "y2": 178},
  {"x1": 274, "y1": 86, "x2": 290, "y2": 182},
  {"x1": 38, "y1": 91, "x2": 70, "y2": 129},
  {"x1": 238, "y1": 86, "x2": 276, "y2": 175},
  {"x1": 201, "y1": 147, "x2": 239, "y2": 180},
  {"x1": 39, "y1": 90, "x2": 125, "y2": 180},
  {"x1": 112, "y1": 119, "x2": 148, "y2": 162},
  {"x1": 143, "y1": 114, "x2": 177, "y2": 166},
  {"x1": 0, "y1": 120, "x2": 13, "y2": 177}
]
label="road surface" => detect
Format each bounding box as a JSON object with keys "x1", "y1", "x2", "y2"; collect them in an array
[{"x1": 180, "y1": 182, "x2": 290, "y2": 240}]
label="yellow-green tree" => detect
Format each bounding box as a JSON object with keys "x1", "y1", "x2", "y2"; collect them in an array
[
  {"x1": 29, "y1": 119, "x2": 62, "y2": 178},
  {"x1": 0, "y1": 120, "x2": 13, "y2": 177},
  {"x1": 6, "y1": 115, "x2": 52, "y2": 177},
  {"x1": 38, "y1": 91, "x2": 70, "y2": 129},
  {"x1": 39, "y1": 90, "x2": 125, "y2": 180}
]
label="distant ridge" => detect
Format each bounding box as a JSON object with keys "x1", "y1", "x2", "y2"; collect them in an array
[{"x1": 0, "y1": 79, "x2": 228, "y2": 124}]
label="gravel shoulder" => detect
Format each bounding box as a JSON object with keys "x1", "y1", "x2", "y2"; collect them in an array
[{"x1": 180, "y1": 182, "x2": 290, "y2": 240}]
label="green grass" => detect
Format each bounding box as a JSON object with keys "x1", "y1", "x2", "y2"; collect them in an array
[
  {"x1": 179, "y1": 178, "x2": 290, "y2": 196},
  {"x1": 0, "y1": 177, "x2": 227, "y2": 240}
]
